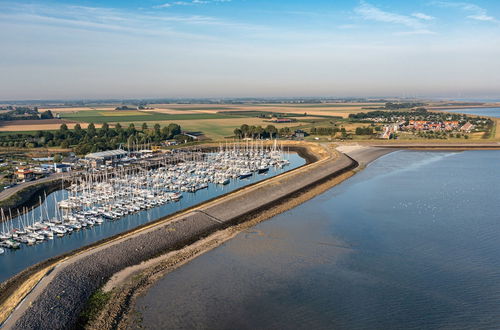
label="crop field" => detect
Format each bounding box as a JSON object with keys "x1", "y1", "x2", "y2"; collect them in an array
[
  {"x1": 153, "y1": 104, "x2": 379, "y2": 118},
  {"x1": 2, "y1": 102, "x2": 389, "y2": 139},
  {"x1": 118, "y1": 117, "x2": 306, "y2": 140},
  {"x1": 60, "y1": 110, "x2": 245, "y2": 124}
]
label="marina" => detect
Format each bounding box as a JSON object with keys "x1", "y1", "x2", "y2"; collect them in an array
[{"x1": 0, "y1": 143, "x2": 305, "y2": 283}]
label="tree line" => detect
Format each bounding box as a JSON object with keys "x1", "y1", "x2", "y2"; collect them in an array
[
  {"x1": 384, "y1": 102, "x2": 426, "y2": 110},
  {"x1": 233, "y1": 124, "x2": 279, "y2": 139},
  {"x1": 0, "y1": 106, "x2": 54, "y2": 121},
  {"x1": 0, "y1": 122, "x2": 183, "y2": 154}
]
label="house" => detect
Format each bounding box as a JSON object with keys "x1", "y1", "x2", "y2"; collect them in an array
[
  {"x1": 293, "y1": 129, "x2": 308, "y2": 139},
  {"x1": 182, "y1": 131, "x2": 204, "y2": 140},
  {"x1": 62, "y1": 156, "x2": 79, "y2": 166},
  {"x1": 164, "y1": 140, "x2": 179, "y2": 146},
  {"x1": 15, "y1": 168, "x2": 35, "y2": 181},
  {"x1": 54, "y1": 163, "x2": 72, "y2": 173},
  {"x1": 273, "y1": 118, "x2": 293, "y2": 123},
  {"x1": 460, "y1": 122, "x2": 475, "y2": 133}
]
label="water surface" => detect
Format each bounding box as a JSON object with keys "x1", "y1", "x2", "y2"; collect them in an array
[
  {"x1": 0, "y1": 154, "x2": 305, "y2": 283},
  {"x1": 447, "y1": 107, "x2": 500, "y2": 118},
  {"x1": 136, "y1": 150, "x2": 500, "y2": 330}
]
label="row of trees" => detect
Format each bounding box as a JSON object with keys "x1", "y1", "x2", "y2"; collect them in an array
[
  {"x1": 416, "y1": 131, "x2": 469, "y2": 140},
  {"x1": 233, "y1": 124, "x2": 279, "y2": 139},
  {"x1": 354, "y1": 127, "x2": 374, "y2": 135},
  {"x1": 384, "y1": 102, "x2": 425, "y2": 110},
  {"x1": 0, "y1": 122, "x2": 183, "y2": 154},
  {"x1": 0, "y1": 106, "x2": 41, "y2": 121},
  {"x1": 349, "y1": 109, "x2": 429, "y2": 120}
]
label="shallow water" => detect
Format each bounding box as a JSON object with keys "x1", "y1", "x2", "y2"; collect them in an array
[
  {"x1": 447, "y1": 107, "x2": 500, "y2": 118},
  {"x1": 0, "y1": 154, "x2": 305, "y2": 283},
  {"x1": 136, "y1": 150, "x2": 500, "y2": 330}
]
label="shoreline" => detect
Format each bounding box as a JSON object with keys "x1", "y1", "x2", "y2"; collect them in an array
[{"x1": 2, "y1": 143, "x2": 499, "y2": 329}]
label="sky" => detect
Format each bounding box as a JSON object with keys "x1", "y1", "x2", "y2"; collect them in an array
[{"x1": 1, "y1": 0, "x2": 500, "y2": 100}]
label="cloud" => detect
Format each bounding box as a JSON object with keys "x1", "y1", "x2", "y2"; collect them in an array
[
  {"x1": 394, "y1": 29, "x2": 437, "y2": 36},
  {"x1": 155, "y1": 0, "x2": 230, "y2": 9},
  {"x1": 0, "y1": 1, "x2": 256, "y2": 37},
  {"x1": 412, "y1": 13, "x2": 435, "y2": 21},
  {"x1": 355, "y1": 1, "x2": 434, "y2": 34},
  {"x1": 432, "y1": 2, "x2": 498, "y2": 23},
  {"x1": 338, "y1": 24, "x2": 359, "y2": 29}
]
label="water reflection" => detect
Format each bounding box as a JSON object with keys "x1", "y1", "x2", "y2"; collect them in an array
[{"x1": 0, "y1": 154, "x2": 305, "y2": 283}]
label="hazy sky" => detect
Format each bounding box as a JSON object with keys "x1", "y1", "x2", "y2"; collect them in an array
[{"x1": 1, "y1": 0, "x2": 500, "y2": 100}]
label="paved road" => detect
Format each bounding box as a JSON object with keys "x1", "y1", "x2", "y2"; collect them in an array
[{"x1": 0, "y1": 173, "x2": 68, "y2": 202}]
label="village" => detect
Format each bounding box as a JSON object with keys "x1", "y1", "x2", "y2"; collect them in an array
[{"x1": 348, "y1": 108, "x2": 492, "y2": 140}]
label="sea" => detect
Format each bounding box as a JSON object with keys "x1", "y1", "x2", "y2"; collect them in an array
[
  {"x1": 447, "y1": 107, "x2": 500, "y2": 118},
  {"x1": 135, "y1": 150, "x2": 500, "y2": 330}
]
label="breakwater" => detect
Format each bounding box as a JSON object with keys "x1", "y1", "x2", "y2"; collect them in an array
[{"x1": 1, "y1": 144, "x2": 365, "y2": 329}]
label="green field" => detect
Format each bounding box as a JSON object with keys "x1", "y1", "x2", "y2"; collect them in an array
[{"x1": 60, "y1": 110, "x2": 246, "y2": 123}]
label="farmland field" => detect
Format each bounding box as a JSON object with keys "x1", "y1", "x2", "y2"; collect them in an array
[
  {"x1": 59, "y1": 110, "x2": 247, "y2": 124},
  {"x1": 5, "y1": 103, "x2": 389, "y2": 138},
  {"x1": 120, "y1": 117, "x2": 308, "y2": 139}
]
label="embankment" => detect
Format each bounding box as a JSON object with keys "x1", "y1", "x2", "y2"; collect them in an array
[
  {"x1": 0, "y1": 179, "x2": 65, "y2": 218},
  {"x1": 1, "y1": 143, "x2": 347, "y2": 329}
]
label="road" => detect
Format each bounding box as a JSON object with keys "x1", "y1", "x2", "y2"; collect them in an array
[{"x1": 0, "y1": 173, "x2": 68, "y2": 202}]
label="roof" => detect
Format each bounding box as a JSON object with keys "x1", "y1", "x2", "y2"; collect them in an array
[{"x1": 85, "y1": 149, "x2": 128, "y2": 159}]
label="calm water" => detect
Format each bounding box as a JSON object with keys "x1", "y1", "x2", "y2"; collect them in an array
[
  {"x1": 448, "y1": 107, "x2": 500, "y2": 118},
  {"x1": 136, "y1": 150, "x2": 500, "y2": 330},
  {"x1": 0, "y1": 154, "x2": 305, "y2": 283}
]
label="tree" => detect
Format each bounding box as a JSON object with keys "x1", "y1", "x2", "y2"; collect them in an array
[
  {"x1": 240, "y1": 124, "x2": 249, "y2": 138},
  {"x1": 142, "y1": 122, "x2": 148, "y2": 131},
  {"x1": 234, "y1": 128, "x2": 243, "y2": 139},
  {"x1": 254, "y1": 126, "x2": 264, "y2": 139},
  {"x1": 60, "y1": 123, "x2": 68, "y2": 132},
  {"x1": 340, "y1": 127, "x2": 347, "y2": 138},
  {"x1": 154, "y1": 123, "x2": 161, "y2": 133},
  {"x1": 87, "y1": 123, "x2": 96, "y2": 137},
  {"x1": 167, "y1": 123, "x2": 181, "y2": 137},
  {"x1": 279, "y1": 127, "x2": 291, "y2": 137},
  {"x1": 127, "y1": 123, "x2": 136, "y2": 135}
]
